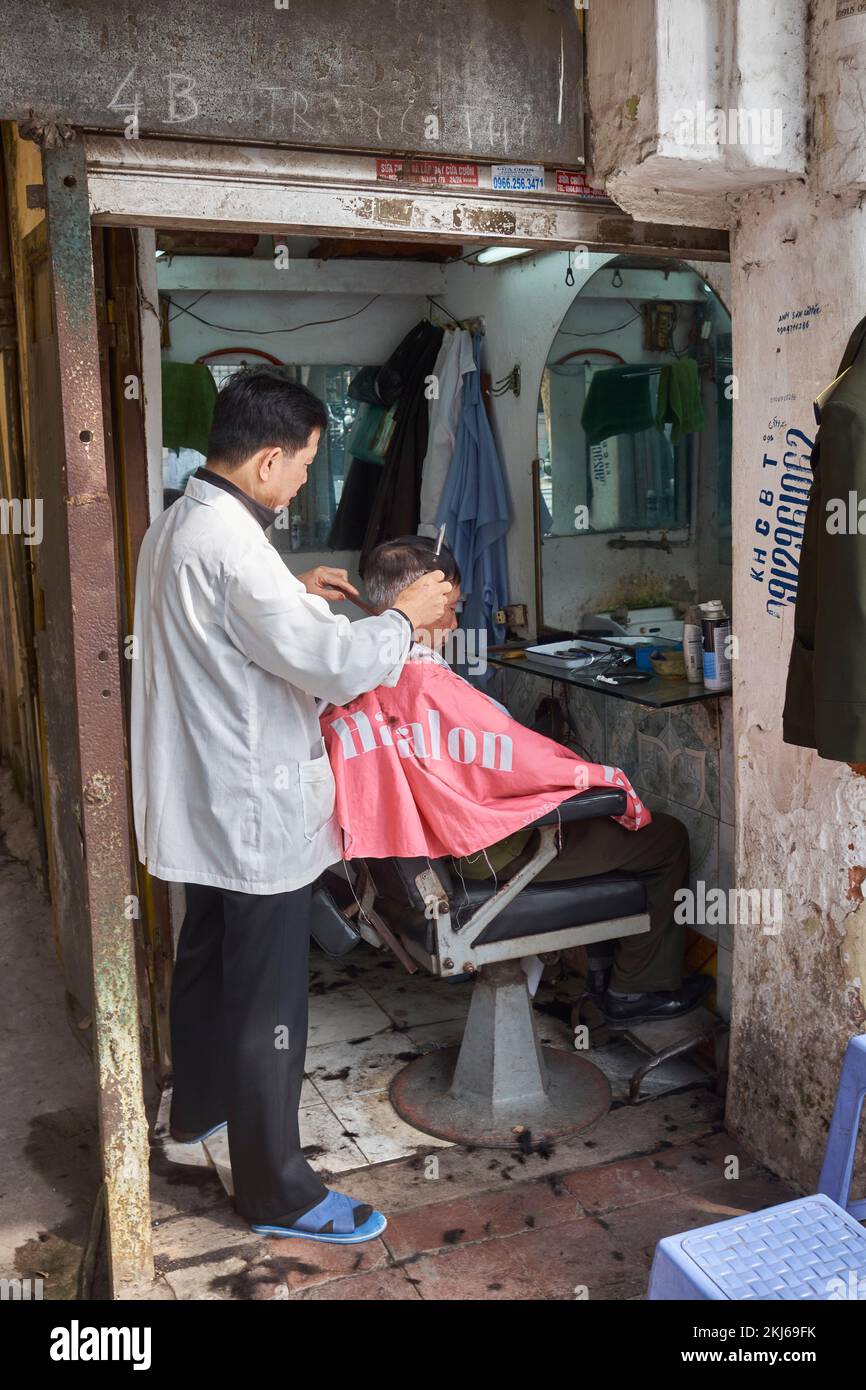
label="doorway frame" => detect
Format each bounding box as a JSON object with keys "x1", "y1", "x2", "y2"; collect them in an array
[
  {"x1": 84, "y1": 134, "x2": 729, "y2": 260},
  {"x1": 35, "y1": 127, "x2": 730, "y2": 1295}
]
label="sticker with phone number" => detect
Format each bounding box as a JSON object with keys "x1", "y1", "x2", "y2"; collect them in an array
[{"x1": 491, "y1": 164, "x2": 545, "y2": 192}]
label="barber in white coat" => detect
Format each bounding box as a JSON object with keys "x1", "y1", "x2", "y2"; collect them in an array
[{"x1": 131, "y1": 367, "x2": 450, "y2": 1244}]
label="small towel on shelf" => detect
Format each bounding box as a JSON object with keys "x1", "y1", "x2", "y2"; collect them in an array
[
  {"x1": 655, "y1": 359, "x2": 705, "y2": 442},
  {"x1": 161, "y1": 361, "x2": 219, "y2": 458}
]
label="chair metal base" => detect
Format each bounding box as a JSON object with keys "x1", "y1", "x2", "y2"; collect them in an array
[
  {"x1": 389, "y1": 959, "x2": 611, "y2": 1148},
  {"x1": 390, "y1": 1044, "x2": 611, "y2": 1147}
]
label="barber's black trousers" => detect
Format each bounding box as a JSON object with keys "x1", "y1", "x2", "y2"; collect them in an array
[{"x1": 168, "y1": 882, "x2": 328, "y2": 1226}]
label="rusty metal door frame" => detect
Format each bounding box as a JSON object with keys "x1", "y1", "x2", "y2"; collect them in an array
[
  {"x1": 0, "y1": 162, "x2": 46, "y2": 856},
  {"x1": 38, "y1": 135, "x2": 153, "y2": 1296},
  {"x1": 83, "y1": 134, "x2": 729, "y2": 260},
  {"x1": 98, "y1": 224, "x2": 175, "y2": 1079}
]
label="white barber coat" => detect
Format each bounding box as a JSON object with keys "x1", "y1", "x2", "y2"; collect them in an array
[{"x1": 131, "y1": 475, "x2": 410, "y2": 893}]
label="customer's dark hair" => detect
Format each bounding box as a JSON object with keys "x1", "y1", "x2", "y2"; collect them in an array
[
  {"x1": 362, "y1": 534, "x2": 460, "y2": 611},
  {"x1": 205, "y1": 366, "x2": 328, "y2": 469}
]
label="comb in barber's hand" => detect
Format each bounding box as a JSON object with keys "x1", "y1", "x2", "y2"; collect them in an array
[{"x1": 351, "y1": 595, "x2": 378, "y2": 616}]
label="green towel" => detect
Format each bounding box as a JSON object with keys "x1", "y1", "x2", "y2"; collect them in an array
[
  {"x1": 161, "y1": 361, "x2": 219, "y2": 458},
  {"x1": 655, "y1": 359, "x2": 705, "y2": 442},
  {"x1": 580, "y1": 365, "x2": 656, "y2": 446}
]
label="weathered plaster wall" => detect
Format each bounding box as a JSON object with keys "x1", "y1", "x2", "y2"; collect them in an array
[
  {"x1": 0, "y1": 0, "x2": 585, "y2": 165},
  {"x1": 586, "y1": 0, "x2": 866, "y2": 1190},
  {"x1": 587, "y1": 0, "x2": 807, "y2": 227},
  {"x1": 812, "y1": 2, "x2": 866, "y2": 194},
  {"x1": 725, "y1": 185, "x2": 866, "y2": 1186},
  {"x1": 721, "y1": 0, "x2": 866, "y2": 1189}
]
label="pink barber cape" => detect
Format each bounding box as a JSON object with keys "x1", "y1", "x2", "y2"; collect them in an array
[{"x1": 320, "y1": 661, "x2": 651, "y2": 860}]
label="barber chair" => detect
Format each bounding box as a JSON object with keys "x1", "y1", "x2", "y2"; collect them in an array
[{"x1": 314, "y1": 788, "x2": 651, "y2": 1148}]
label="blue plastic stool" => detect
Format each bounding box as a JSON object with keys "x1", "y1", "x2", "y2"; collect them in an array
[
  {"x1": 648, "y1": 1194, "x2": 866, "y2": 1299},
  {"x1": 649, "y1": 1032, "x2": 866, "y2": 1300},
  {"x1": 817, "y1": 1034, "x2": 866, "y2": 1219}
]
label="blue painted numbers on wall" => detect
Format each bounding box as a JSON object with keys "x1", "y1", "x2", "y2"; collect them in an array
[{"x1": 749, "y1": 424, "x2": 813, "y2": 619}]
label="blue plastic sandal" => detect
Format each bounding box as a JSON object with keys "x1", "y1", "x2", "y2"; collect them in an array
[
  {"x1": 250, "y1": 1190, "x2": 387, "y2": 1244},
  {"x1": 170, "y1": 1120, "x2": 227, "y2": 1144}
]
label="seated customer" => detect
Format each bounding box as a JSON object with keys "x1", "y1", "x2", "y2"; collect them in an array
[{"x1": 322, "y1": 535, "x2": 711, "y2": 1026}]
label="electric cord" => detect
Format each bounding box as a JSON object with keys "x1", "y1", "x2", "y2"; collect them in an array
[{"x1": 164, "y1": 292, "x2": 382, "y2": 335}]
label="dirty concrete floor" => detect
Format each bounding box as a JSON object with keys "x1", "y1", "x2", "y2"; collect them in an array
[
  {"x1": 144, "y1": 1091, "x2": 795, "y2": 1300},
  {"x1": 141, "y1": 943, "x2": 791, "y2": 1301},
  {"x1": 0, "y1": 771, "x2": 101, "y2": 1299},
  {"x1": 0, "y1": 769, "x2": 797, "y2": 1302}
]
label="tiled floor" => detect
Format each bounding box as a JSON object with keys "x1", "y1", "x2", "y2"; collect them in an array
[
  {"x1": 146, "y1": 939, "x2": 754, "y2": 1299},
  {"x1": 156, "y1": 940, "x2": 711, "y2": 1183},
  {"x1": 305, "y1": 946, "x2": 473, "y2": 1166}
]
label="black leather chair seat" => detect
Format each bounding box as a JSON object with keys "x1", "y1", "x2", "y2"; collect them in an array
[
  {"x1": 371, "y1": 871, "x2": 647, "y2": 953},
  {"x1": 330, "y1": 790, "x2": 648, "y2": 956},
  {"x1": 458, "y1": 872, "x2": 648, "y2": 945}
]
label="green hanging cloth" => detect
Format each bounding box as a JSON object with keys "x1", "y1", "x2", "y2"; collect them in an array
[
  {"x1": 580, "y1": 364, "x2": 656, "y2": 446},
  {"x1": 655, "y1": 359, "x2": 705, "y2": 442},
  {"x1": 161, "y1": 361, "x2": 219, "y2": 458}
]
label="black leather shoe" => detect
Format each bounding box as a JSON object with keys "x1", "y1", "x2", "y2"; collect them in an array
[{"x1": 599, "y1": 973, "x2": 713, "y2": 1027}]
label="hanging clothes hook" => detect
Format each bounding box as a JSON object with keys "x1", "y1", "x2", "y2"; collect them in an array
[{"x1": 427, "y1": 295, "x2": 461, "y2": 328}]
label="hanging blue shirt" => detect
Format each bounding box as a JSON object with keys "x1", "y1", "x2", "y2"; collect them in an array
[{"x1": 435, "y1": 332, "x2": 511, "y2": 676}]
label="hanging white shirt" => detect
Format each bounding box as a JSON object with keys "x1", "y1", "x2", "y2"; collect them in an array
[
  {"x1": 418, "y1": 328, "x2": 476, "y2": 535},
  {"x1": 131, "y1": 474, "x2": 410, "y2": 894}
]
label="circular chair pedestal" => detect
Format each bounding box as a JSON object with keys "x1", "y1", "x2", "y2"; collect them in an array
[{"x1": 390, "y1": 1043, "x2": 611, "y2": 1149}]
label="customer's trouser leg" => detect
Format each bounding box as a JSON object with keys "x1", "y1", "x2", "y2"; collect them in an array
[
  {"x1": 168, "y1": 882, "x2": 328, "y2": 1226},
  {"x1": 530, "y1": 812, "x2": 690, "y2": 993}
]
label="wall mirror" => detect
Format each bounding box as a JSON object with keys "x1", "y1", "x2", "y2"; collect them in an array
[{"x1": 537, "y1": 255, "x2": 733, "y2": 634}]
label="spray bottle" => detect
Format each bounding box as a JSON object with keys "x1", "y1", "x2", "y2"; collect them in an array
[
  {"x1": 700, "y1": 599, "x2": 732, "y2": 690},
  {"x1": 682, "y1": 604, "x2": 704, "y2": 684}
]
